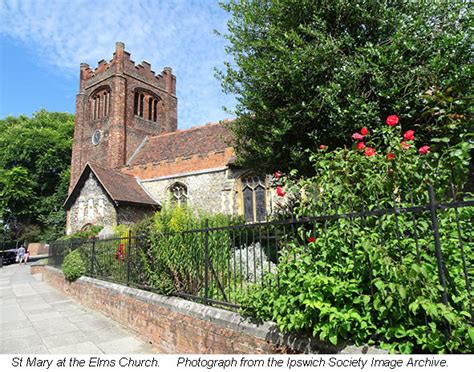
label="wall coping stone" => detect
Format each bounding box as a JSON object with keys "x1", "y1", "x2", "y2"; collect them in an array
[{"x1": 42, "y1": 265, "x2": 386, "y2": 354}]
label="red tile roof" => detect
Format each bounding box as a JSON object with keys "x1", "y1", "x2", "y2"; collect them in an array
[
  {"x1": 128, "y1": 121, "x2": 233, "y2": 166},
  {"x1": 64, "y1": 163, "x2": 159, "y2": 209}
]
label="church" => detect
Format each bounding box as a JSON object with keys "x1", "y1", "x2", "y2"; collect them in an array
[{"x1": 64, "y1": 42, "x2": 274, "y2": 234}]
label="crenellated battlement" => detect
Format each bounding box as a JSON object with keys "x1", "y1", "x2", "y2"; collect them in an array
[{"x1": 79, "y1": 42, "x2": 176, "y2": 95}]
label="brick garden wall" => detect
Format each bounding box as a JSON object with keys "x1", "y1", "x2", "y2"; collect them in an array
[
  {"x1": 32, "y1": 266, "x2": 367, "y2": 354},
  {"x1": 26, "y1": 243, "x2": 48, "y2": 256}
]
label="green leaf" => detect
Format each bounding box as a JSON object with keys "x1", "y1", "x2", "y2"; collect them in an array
[{"x1": 468, "y1": 328, "x2": 474, "y2": 344}]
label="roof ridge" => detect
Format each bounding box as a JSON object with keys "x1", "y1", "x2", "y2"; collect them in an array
[
  {"x1": 89, "y1": 162, "x2": 133, "y2": 179},
  {"x1": 147, "y1": 118, "x2": 234, "y2": 141}
]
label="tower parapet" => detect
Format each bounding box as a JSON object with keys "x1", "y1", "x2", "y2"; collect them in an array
[{"x1": 78, "y1": 42, "x2": 176, "y2": 97}]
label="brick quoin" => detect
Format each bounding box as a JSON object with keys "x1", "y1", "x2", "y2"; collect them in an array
[{"x1": 69, "y1": 42, "x2": 178, "y2": 191}]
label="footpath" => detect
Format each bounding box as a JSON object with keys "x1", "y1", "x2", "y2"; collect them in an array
[{"x1": 0, "y1": 263, "x2": 156, "y2": 354}]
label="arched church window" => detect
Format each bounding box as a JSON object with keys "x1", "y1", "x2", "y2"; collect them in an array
[
  {"x1": 90, "y1": 88, "x2": 110, "y2": 120},
  {"x1": 169, "y1": 183, "x2": 188, "y2": 207},
  {"x1": 241, "y1": 175, "x2": 266, "y2": 222}
]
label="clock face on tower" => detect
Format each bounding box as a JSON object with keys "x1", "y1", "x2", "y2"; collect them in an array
[{"x1": 92, "y1": 130, "x2": 102, "y2": 146}]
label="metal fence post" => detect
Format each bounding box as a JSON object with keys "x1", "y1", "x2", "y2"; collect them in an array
[
  {"x1": 428, "y1": 185, "x2": 451, "y2": 337},
  {"x1": 91, "y1": 237, "x2": 96, "y2": 277},
  {"x1": 127, "y1": 230, "x2": 132, "y2": 286},
  {"x1": 204, "y1": 219, "x2": 209, "y2": 306},
  {"x1": 428, "y1": 185, "x2": 449, "y2": 306}
]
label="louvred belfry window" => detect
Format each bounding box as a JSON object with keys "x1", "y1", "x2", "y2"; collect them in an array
[{"x1": 134, "y1": 90, "x2": 160, "y2": 122}]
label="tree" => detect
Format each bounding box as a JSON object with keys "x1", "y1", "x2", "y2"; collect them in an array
[
  {"x1": 0, "y1": 110, "x2": 74, "y2": 241},
  {"x1": 218, "y1": 0, "x2": 472, "y2": 174}
]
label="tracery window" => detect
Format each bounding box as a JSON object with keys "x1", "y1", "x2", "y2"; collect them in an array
[
  {"x1": 241, "y1": 175, "x2": 266, "y2": 222},
  {"x1": 169, "y1": 183, "x2": 188, "y2": 207}
]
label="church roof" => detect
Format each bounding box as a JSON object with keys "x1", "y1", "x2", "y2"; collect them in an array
[
  {"x1": 128, "y1": 121, "x2": 233, "y2": 166},
  {"x1": 64, "y1": 163, "x2": 159, "y2": 209}
]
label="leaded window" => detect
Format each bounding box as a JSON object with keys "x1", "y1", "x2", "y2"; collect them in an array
[
  {"x1": 170, "y1": 183, "x2": 188, "y2": 207},
  {"x1": 241, "y1": 175, "x2": 266, "y2": 222}
]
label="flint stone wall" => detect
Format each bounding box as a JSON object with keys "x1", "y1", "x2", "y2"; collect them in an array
[
  {"x1": 141, "y1": 168, "x2": 235, "y2": 214},
  {"x1": 67, "y1": 173, "x2": 117, "y2": 234}
]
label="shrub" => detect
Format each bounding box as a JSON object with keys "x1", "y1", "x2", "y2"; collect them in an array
[
  {"x1": 136, "y1": 205, "x2": 242, "y2": 297},
  {"x1": 62, "y1": 249, "x2": 86, "y2": 282},
  {"x1": 58, "y1": 225, "x2": 103, "y2": 241},
  {"x1": 241, "y1": 115, "x2": 473, "y2": 353}
]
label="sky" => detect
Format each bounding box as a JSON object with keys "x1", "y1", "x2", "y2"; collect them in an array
[{"x1": 0, "y1": 0, "x2": 236, "y2": 129}]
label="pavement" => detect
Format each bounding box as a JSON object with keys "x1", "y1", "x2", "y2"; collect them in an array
[{"x1": 0, "y1": 263, "x2": 157, "y2": 354}]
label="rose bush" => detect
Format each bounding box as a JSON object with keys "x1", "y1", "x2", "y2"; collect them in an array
[{"x1": 242, "y1": 116, "x2": 473, "y2": 353}]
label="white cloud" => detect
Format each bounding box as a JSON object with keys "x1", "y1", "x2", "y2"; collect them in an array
[{"x1": 0, "y1": 0, "x2": 236, "y2": 127}]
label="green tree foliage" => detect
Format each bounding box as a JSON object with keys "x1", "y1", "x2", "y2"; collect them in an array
[
  {"x1": 0, "y1": 110, "x2": 74, "y2": 241},
  {"x1": 218, "y1": 0, "x2": 472, "y2": 174}
]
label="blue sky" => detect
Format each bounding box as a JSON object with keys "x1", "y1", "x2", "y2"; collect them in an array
[{"x1": 0, "y1": 0, "x2": 236, "y2": 129}]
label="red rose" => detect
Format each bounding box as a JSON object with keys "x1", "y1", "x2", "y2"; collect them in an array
[
  {"x1": 387, "y1": 153, "x2": 395, "y2": 160},
  {"x1": 356, "y1": 142, "x2": 366, "y2": 150},
  {"x1": 400, "y1": 141, "x2": 410, "y2": 150},
  {"x1": 308, "y1": 237, "x2": 316, "y2": 243},
  {"x1": 365, "y1": 147, "x2": 376, "y2": 157},
  {"x1": 386, "y1": 115, "x2": 399, "y2": 126},
  {"x1": 273, "y1": 171, "x2": 281, "y2": 179},
  {"x1": 319, "y1": 145, "x2": 327, "y2": 149},
  {"x1": 360, "y1": 127, "x2": 368, "y2": 135},
  {"x1": 276, "y1": 186, "x2": 286, "y2": 197},
  {"x1": 352, "y1": 132, "x2": 365, "y2": 141},
  {"x1": 403, "y1": 130, "x2": 415, "y2": 141},
  {"x1": 419, "y1": 145, "x2": 430, "y2": 155}
]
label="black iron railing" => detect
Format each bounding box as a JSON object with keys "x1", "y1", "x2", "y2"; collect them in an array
[{"x1": 48, "y1": 185, "x2": 473, "y2": 321}]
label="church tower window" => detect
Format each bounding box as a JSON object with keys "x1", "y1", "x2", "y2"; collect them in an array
[
  {"x1": 135, "y1": 90, "x2": 160, "y2": 122},
  {"x1": 169, "y1": 182, "x2": 188, "y2": 207},
  {"x1": 134, "y1": 92, "x2": 139, "y2": 115},
  {"x1": 139, "y1": 94, "x2": 144, "y2": 117},
  {"x1": 90, "y1": 88, "x2": 110, "y2": 120},
  {"x1": 134, "y1": 92, "x2": 145, "y2": 117},
  {"x1": 148, "y1": 97, "x2": 153, "y2": 120},
  {"x1": 153, "y1": 99, "x2": 158, "y2": 122},
  {"x1": 241, "y1": 175, "x2": 266, "y2": 222}
]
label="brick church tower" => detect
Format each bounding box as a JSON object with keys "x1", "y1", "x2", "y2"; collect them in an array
[{"x1": 69, "y1": 42, "x2": 177, "y2": 190}]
